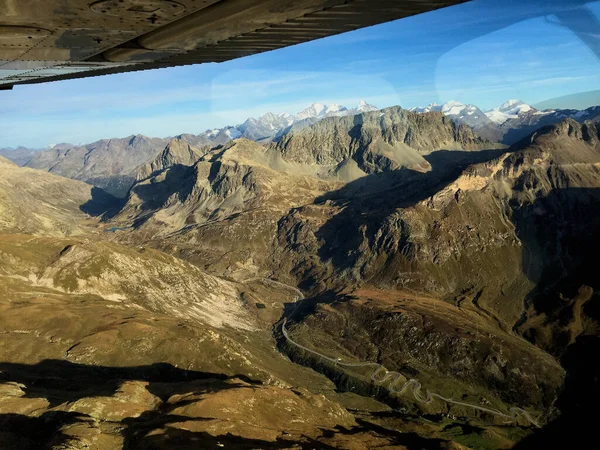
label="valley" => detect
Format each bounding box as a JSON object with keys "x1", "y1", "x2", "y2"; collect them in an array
[{"x1": 1, "y1": 104, "x2": 599, "y2": 449}]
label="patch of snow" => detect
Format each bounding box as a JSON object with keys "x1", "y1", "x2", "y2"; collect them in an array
[
  {"x1": 225, "y1": 127, "x2": 242, "y2": 139},
  {"x1": 485, "y1": 99, "x2": 534, "y2": 124},
  {"x1": 409, "y1": 102, "x2": 442, "y2": 113},
  {"x1": 442, "y1": 101, "x2": 467, "y2": 116}
]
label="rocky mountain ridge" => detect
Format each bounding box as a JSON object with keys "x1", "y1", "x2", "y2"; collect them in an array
[
  {"x1": 410, "y1": 100, "x2": 600, "y2": 145},
  {"x1": 6, "y1": 100, "x2": 598, "y2": 202}
]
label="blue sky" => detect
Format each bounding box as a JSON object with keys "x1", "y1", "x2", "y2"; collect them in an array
[{"x1": 1, "y1": 0, "x2": 599, "y2": 148}]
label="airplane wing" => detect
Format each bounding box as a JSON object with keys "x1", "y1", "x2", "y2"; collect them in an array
[{"x1": 0, "y1": 0, "x2": 465, "y2": 89}]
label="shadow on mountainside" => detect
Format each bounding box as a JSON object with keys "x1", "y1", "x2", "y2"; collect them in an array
[
  {"x1": 0, "y1": 359, "x2": 260, "y2": 408},
  {"x1": 125, "y1": 164, "x2": 196, "y2": 228},
  {"x1": 314, "y1": 148, "x2": 507, "y2": 271},
  {"x1": 0, "y1": 359, "x2": 455, "y2": 449},
  {"x1": 79, "y1": 186, "x2": 125, "y2": 219},
  {"x1": 123, "y1": 415, "x2": 455, "y2": 450},
  {"x1": 0, "y1": 410, "x2": 334, "y2": 450},
  {"x1": 0, "y1": 359, "x2": 289, "y2": 449},
  {"x1": 0, "y1": 411, "x2": 87, "y2": 450},
  {"x1": 508, "y1": 188, "x2": 600, "y2": 449},
  {"x1": 511, "y1": 188, "x2": 600, "y2": 317},
  {"x1": 121, "y1": 411, "x2": 336, "y2": 450},
  {"x1": 511, "y1": 335, "x2": 600, "y2": 450}
]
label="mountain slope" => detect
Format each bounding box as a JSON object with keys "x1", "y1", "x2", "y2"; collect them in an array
[
  {"x1": 410, "y1": 100, "x2": 600, "y2": 145},
  {"x1": 497, "y1": 105, "x2": 600, "y2": 144},
  {"x1": 410, "y1": 101, "x2": 502, "y2": 142},
  {"x1": 272, "y1": 120, "x2": 600, "y2": 435},
  {"x1": 0, "y1": 233, "x2": 381, "y2": 448},
  {"x1": 106, "y1": 115, "x2": 597, "y2": 433},
  {"x1": 238, "y1": 112, "x2": 294, "y2": 141},
  {"x1": 0, "y1": 146, "x2": 41, "y2": 166},
  {"x1": 3, "y1": 111, "x2": 600, "y2": 446},
  {"x1": 202, "y1": 100, "x2": 381, "y2": 144},
  {"x1": 0, "y1": 156, "x2": 114, "y2": 235},
  {"x1": 111, "y1": 138, "x2": 343, "y2": 279}
]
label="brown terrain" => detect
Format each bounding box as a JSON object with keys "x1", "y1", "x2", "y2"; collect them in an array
[{"x1": 1, "y1": 108, "x2": 599, "y2": 449}]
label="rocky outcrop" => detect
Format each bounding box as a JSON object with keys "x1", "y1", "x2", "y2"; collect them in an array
[
  {"x1": 112, "y1": 108, "x2": 490, "y2": 279},
  {"x1": 136, "y1": 138, "x2": 207, "y2": 182},
  {"x1": 272, "y1": 106, "x2": 492, "y2": 171},
  {"x1": 498, "y1": 106, "x2": 600, "y2": 145}
]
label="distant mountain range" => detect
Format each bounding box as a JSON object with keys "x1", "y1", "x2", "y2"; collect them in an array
[
  {"x1": 1, "y1": 101, "x2": 379, "y2": 197},
  {"x1": 22, "y1": 135, "x2": 171, "y2": 198},
  {"x1": 191, "y1": 100, "x2": 379, "y2": 145},
  {"x1": 1, "y1": 99, "x2": 599, "y2": 198},
  {"x1": 409, "y1": 100, "x2": 600, "y2": 144},
  {"x1": 0, "y1": 146, "x2": 43, "y2": 166}
]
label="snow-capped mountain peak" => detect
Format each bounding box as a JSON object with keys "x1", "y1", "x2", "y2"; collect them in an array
[
  {"x1": 206, "y1": 128, "x2": 221, "y2": 138},
  {"x1": 357, "y1": 100, "x2": 379, "y2": 112},
  {"x1": 410, "y1": 101, "x2": 484, "y2": 119},
  {"x1": 441, "y1": 100, "x2": 467, "y2": 115},
  {"x1": 295, "y1": 103, "x2": 348, "y2": 121},
  {"x1": 409, "y1": 100, "x2": 492, "y2": 135},
  {"x1": 194, "y1": 100, "x2": 380, "y2": 144},
  {"x1": 224, "y1": 127, "x2": 242, "y2": 139},
  {"x1": 409, "y1": 102, "x2": 442, "y2": 113},
  {"x1": 497, "y1": 99, "x2": 532, "y2": 113},
  {"x1": 485, "y1": 100, "x2": 534, "y2": 124}
]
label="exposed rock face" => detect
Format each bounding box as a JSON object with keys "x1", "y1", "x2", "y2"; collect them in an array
[
  {"x1": 238, "y1": 112, "x2": 295, "y2": 141},
  {"x1": 409, "y1": 101, "x2": 600, "y2": 145},
  {"x1": 270, "y1": 119, "x2": 600, "y2": 442},
  {"x1": 273, "y1": 107, "x2": 491, "y2": 169},
  {"x1": 25, "y1": 135, "x2": 170, "y2": 197},
  {"x1": 111, "y1": 108, "x2": 492, "y2": 280},
  {"x1": 410, "y1": 101, "x2": 503, "y2": 143},
  {"x1": 112, "y1": 139, "x2": 342, "y2": 279},
  {"x1": 135, "y1": 138, "x2": 208, "y2": 182},
  {"x1": 110, "y1": 116, "x2": 600, "y2": 383}
]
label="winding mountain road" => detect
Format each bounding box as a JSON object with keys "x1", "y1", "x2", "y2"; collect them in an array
[{"x1": 245, "y1": 278, "x2": 541, "y2": 428}]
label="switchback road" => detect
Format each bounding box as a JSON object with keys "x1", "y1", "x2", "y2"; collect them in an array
[{"x1": 244, "y1": 278, "x2": 541, "y2": 428}]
